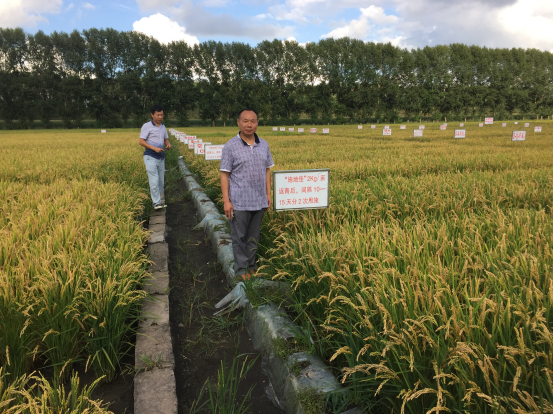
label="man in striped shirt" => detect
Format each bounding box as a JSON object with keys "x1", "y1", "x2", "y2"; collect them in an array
[{"x1": 220, "y1": 109, "x2": 274, "y2": 280}]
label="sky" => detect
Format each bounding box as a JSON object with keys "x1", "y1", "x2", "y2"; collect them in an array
[{"x1": 1, "y1": 0, "x2": 553, "y2": 51}]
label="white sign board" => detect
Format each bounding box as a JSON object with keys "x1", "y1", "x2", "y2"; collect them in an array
[
  {"x1": 515, "y1": 122, "x2": 518, "y2": 125},
  {"x1": 273, "y1": 169, "x2": 329, "y2": 211},
  {"x1": 194, "y1": 142, "x2": 210, "y2": 155},
  {"x1": 384, "y1": 125, "x2": 389, "y2": 129},
  {"x1": 298, "y1": 128, "x2": 304, "y2": 133},
  {"x1": 454, "y1": 129, "x2": 466, "y2": 139},
  {"x1": 188, "y1": 138, "x2": 202, "y2": 149},
  {"x1": 419, "y1": 125, "x2": 425, "y2": 130},
  {"x1": 460, "y1": 123, "x2": 464, "y2": 127},
  {"x1": 185, "y1": 135, "x2": 196, "y2": 144},
  {"x1": 534, "y1": 126, "x2": 542, "y2": 132},
  {"x1": 322, "y1": 128, "x2": 329, "y2": 134},
  {"x1": 512, "y1": 131, "x2": 526, "y2": 141},
  {"x1": 205, "y1": 144, "x2": 224, "y2": 161},
  {"x1": 413, "y1": 129, "x2": 423, "y2": 137},
  {"x1": 371, "y1": 125, "x2": 376, "y2": 129},
  {"x1": 273, "y1": 127, "x2": 278, "y2": 132},
  {"x1": 289, "y1": 128, "x2": 294, "y2": 132},
  {"x1": 310, "y1": 128, "x2": 317, "y2": 133},
  {"x1": 280, "y1": 127, "x2": 285, "y2": 132},
  {"x1": 383, "y1": 128, "x2": 392, "y2": 136},
  {"x1": 440, "y1": 125, "x2": 446, "y2": 130},
  {"x1": 502, "y1": 123, "x2": 507, "y2": 127},
  {"x1": 358, "y1": 125, "x2": 362, "y2": 130},
  {"x1": 101, "y1": 130, "x2": 106, "y2": 133},
  {"x1": 524, "y1": 123, "x2": 530, "y2": 127},
  {"x1": 400, "y1": 125, "x2": 406, "y2": 130},
  {"x1": 485, "y1": 117, "x2": 494, "y2": 124},
  {"x1": 479, "y1": 123, "x2": 483, "y2": 127}
]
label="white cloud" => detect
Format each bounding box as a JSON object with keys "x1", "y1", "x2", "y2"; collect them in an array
[
  {"x1": 133, "y1": 13, "x2": 199, "y2": 45},
  {"x1": 67, "y1": 3, "x2": 74, "y2": 11},
  {"x1": 83, "y1": 2, "x2": 95, "y2": 10},
  {"x1": 322, "y1": 6, "x2": 397, "y2": 39},
  {"x1": 0, "y1": 0, "x2": 62, "y2": 28},
  {"x1": 203, "y1": 0, "x2": 230, "y2": 7}
]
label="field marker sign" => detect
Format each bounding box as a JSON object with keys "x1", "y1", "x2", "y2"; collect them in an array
[
  {"x1": 280, "y1": 127, "x2": 285, "y2": 132},
  {"x1": 298, "y1": 128, "x2": 304, "y2": 133},
  {"x1": 535, "y1": 126, "x2": 542, "y2": 132},
  {"x1": 273, "y1": 169, "x2": 329, "y2": 211},
  {"x1": 440, "y1": 125, "x2": 447, "y2": 130},
  {"x1": 384, "y1": 125, "x2": 390, "y2": 129},
  {"x1": 194, "y1": 141, "x2": 210, "y2": 155},
  {"x1": 322, "y1": 128, "x2": 330, "y2": 134},
  {"x1": 188, "y1": 138, "x2": 202, "y2": 149},
  {"x1": 310, "y1": 128, "x2": 317, "y2": 133},
  {"x1": 502, "y1": 123, "x2": 507, "y2": 127},
  {"x1": 460, "y1": 123, "x2": 464, "y2": 127},
  {"x1": 358, "y1": 125, "x2": 362, "y2": 129},
  {"x1": 419, "y1": 125, "x2": 425, "y2": 130},
  {"x1": 101, "y1": 130, "x2": 106, "y2": 133},
  {"x1": 413, "y1": 129, "x2": 423, "y2": 137},
  {"x1": 524, "y1": 123, "x2": 530, "y2": 127},
  {"x1": 273, "y1": 127, "x2": 278, "y2": 132},
  {"x1": 479, "y1": 123, "x2": 483, "y2": 127},
  {"x1": 400, "y1": 125, "x2": 406, "y2": 130},
  {"x1": 454, "y1": 129, "x2": 466, "y2": 139},
  {"x1": 205, "y1": 144, "x2": 224, "y2": 160},
  {"x1": 485, "y1": 117, "x2": 494, "y2": 124},
  {"x1": 289, "y1": 128, "x2": 294, "y2": 132},
  {"x1": 185, "y1": 135, "x2": 196, "y2": 144},
  {"x1": 512, "y1": 131, "x2": 526, "y2": 141},
  {"x1": 383, "y1": 128, "x2": 392, "y2": 136},
  {"x1": 371, "y1": 125, "x2": 376, "y2": 129}
]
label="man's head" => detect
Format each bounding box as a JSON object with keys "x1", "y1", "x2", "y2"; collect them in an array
[
  {"x1": 237, "y1": 109, "x2": 258, "y2": 136},
  {"x1": 151, "y1": 104, "x2": 164, "y2": 125}
]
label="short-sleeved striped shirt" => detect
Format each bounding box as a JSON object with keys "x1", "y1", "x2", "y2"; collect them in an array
[
  {"x1": 140, "y1": 120, "x2": 168, "y2": 160},
  {"x1": 220, "y1": 132, "x2": 274, "y2": 211}
]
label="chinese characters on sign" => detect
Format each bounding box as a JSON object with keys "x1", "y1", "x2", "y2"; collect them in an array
[
  {"x1": 419, "y1": 125, "x2": 425, "y2": 130},
  {"x1": 289, "y1": 128, "x2": 294, "y2": 132},
  {"x1": 185, "y1": 135, "x2": 196, "y2": 144},
  {"x1": 101, "y1": 130, "x2": 106, "y2": 133},
  {"x1": 512, "y1": 131, "x2": 526, "y2": 141},
  {"x1": 384, "y1": 125, "x2": 389, "y2": 129},
  {"x1": 205, "y1": 144, "x2": 224, "y2": 160},
  {"x1": 502, "y1": 123, "x2": 507, "y2": 127},
  {"x1": 298, "y1": 128, "x2": 304, "y2": 133},
  {"x1": 534, "y1": 126, "x2": 542, "y2": 132},
  {"x1": 322, "y1": 128, "x2": 330, "y2": 134},
  {"x1": 273, "y1": 169, "x2": 330, "y2": 211},
  {"x1": 188, "y1": 138, "x2": 202, "y2": 149},
  {"x1": 454, "y1": 129, "x2": 466, "y2": 138},
  {"x1": 383, "y1": 128, "x2": 392, "y2": 136},
  {"x1": 440, "y1": 125, "x2": 446, "y2": 130},
  {"x1": 280, "y1": 127, "x2": 285, "y2": 132},
  {"x1": 310, "y1": 128, "x2": 317, "y2": 133},
  {"x1": 400, "y1": 125, "x2": 406, "y2": 130},
  {"x1": 273, "y1": 127, "x2": 278, "y2": 131},
  {"x1": 194, "y1": 142, "x2": 210, "y2": 155},
  {"x1": 485, "y1": 117, "x2": 494, "y2": 124},
  {"x1": 413, "y1": 129, "x2": 423, "y2": 137},
  {"x1": 371, "y1": 125, "x2": 376, "y2": 129},
  {"x1": 460, "y1": 123, "x2": 464, "y2": 127},
  {"x1": 524, "y1": 123, "x2": 530, "y2": 127},
  {"x1": 358, "y1": 125, "x2": 363, "y2": 129},
  {"x1": 479, "y1": 123, "x2": 483, "y2": 127}
]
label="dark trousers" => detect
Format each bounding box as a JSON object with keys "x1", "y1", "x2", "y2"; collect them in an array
[{"x1": 229, "y1": 209, "x2": 265, "y2": 276}]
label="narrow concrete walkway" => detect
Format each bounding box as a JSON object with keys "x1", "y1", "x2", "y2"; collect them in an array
[{"x1": 134, "y1": 193, "x2": 178, "y2": 414}]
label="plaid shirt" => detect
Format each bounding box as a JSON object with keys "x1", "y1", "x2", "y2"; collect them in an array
[{"x1": 220, "y1": 132, "x2": 274, "y2": 211}]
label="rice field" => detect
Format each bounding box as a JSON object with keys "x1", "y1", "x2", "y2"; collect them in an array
[
  {"x1": 1, "y1": 129, "x2": 150, "y2": 412},
  {"x1": 179, "y1": 121, "x2": 553, "y2": 413}
]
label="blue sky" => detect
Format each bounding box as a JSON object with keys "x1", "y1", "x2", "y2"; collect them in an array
[{"x1": 2, "y1": 0, "x2": 553, "y2": 51}]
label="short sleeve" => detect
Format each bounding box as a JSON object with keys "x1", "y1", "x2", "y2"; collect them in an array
[
  {"x1": 163, "y1": 127, "x2": 169, "y2": 139},
  {"x1": 266, "y1": 147, "x2": 274, "y2": 168},
  {"x1": 140, "y1": 124, "x2": 149, "y2": 139},
  {"x1": 220, "y1": 143, "x2": 233, "y2": 172}
]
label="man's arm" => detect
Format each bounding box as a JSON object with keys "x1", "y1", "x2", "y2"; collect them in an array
[
  {"x1": 164, "y1": 138, "x2": 171, "y2": 150},
  {"x1": 221, "y1": 171, "x2": 233, "y2": 220},
  {"x1": 266, "y1": 168, "x2": 272, "y2": 210},
  {"x1": 139, "y1": 137, "x2": 164, "y2": 153}
]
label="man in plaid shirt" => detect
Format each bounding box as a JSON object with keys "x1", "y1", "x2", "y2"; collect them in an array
[{"x1": 220, "y1": 109, "x2": 274, "y2": 280}]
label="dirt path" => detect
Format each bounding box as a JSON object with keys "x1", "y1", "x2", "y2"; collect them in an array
[{"x1": 165, "y1": 178, "x2": 281, "y2": 414}]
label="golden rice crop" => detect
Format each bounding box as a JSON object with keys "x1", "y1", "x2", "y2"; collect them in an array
[
  {"x1": 178, "y1": 121, "x2": 553, "y2": 413},
  {"x1": 1, "y1": 129, "x2": 149, "y2": 412}
]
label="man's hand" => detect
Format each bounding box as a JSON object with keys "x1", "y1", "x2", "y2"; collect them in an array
[
  {"x1": 224, "y1": 200, "x2": 234, "y2": 220},
  {"x1": 165, "y1": 142, "x2": 171, "y2": 150},
  {"x1": 267, "y1": 195, "x2": 272, "y2": 210},
  {"x1": 154, "y1": 147, "x2": 164, "y2": 154}
]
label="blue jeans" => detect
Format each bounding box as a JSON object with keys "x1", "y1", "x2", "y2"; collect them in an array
[{"x1": 143, "y1": 155, "x2": 165, "y2": 205}]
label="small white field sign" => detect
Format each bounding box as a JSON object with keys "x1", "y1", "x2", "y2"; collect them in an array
[
  {"x1": 400, "y1": 125, "x2": 406, "y2": 130},
  {"x1": 310, "y1": 128, "x2": 317, "y2": 133},
  {"x1": 205, "y1": 144, "x2": 224, "y2": 160},
  {"x1": 485, "y1": 117, "x2": 494, "y2": 125},
  {"x1": 515, "y1": 122, "x2": 518, "y2": 125},
  {"x1": 502, "y1": 123, "x2": 507, "y2": 127},
  {"x1": 419, "y1": 125, "x2": 425, "y2": 130},
  {"x1": 512, "y1": 131, "x2": 526, "y2": 141},
  {"x1": 322, "y1": 128, "x2": 330, "y2": 134},
  {"x1": 280, "y1": 127, "x2": 285, "y2": 132},
  {"x1": 272, "y1": 127, "x2": 278, "y2": 132},
  {"x1": 383, "y1": 128, "x2": 392, "y2": 136},
  {"x1": 358, "y1": 125, "x2": 363, "y2": 130},
  {"x1": 371, "y1": 125, "x2": 376, "y2": 129},
  {"x1": 188, "y1": 138, "x2": 202, "y2": 150},
  {"x1": 460, "y1": 123, "x2": 464, "y2": 127},
  {"x1": 535, "y1": 126, "x2": 542, "y2": 132},
  {"x1": 384, "y1": 125, "x2": 390, "y2": 129},
  {"x1": 413, "y1": 129, "x2": 423, "y2": 137},
  {"x1": 289, "y1": 128, "x2": 294, "y2": 132},
  {"x1": 440, "y1": 125, "x2": 446, "y2": 130},
  {"x1": 185, "y1": 135, "x2": 196, "y2": 144},
  {"x1": 524, "y1": 123, "x2": 530, "y2": 127},
  {"x1": 298, "y1": 128, "x2": 304, "y2": 133},
  {"x1": 194, "y1": 142, "x2": 211, "y2": 155},
  {"x1": 101, "y1": 130, "x2": 106, "y2": 133},
  {"x1": 273, "y1": 169, "x2": 330, "y2": 212},
  {"x1": 479, "y1": 123, "x2": 484, "y2": 127},
  {"x1": 454, "y1": 129, "x2": 466, "y2": 139}
]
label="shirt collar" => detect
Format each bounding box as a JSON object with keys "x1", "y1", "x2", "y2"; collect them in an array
[
  {"x1": 151, "y1": 120, "x2": 164, "y2": 127},
  {"x1": 239, "y1": 132, "x2": 260, "y2": 146}
]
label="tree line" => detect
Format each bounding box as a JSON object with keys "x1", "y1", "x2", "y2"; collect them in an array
[{"x1": 1, "y1": 27, "x2": 552, "y2": 129}]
